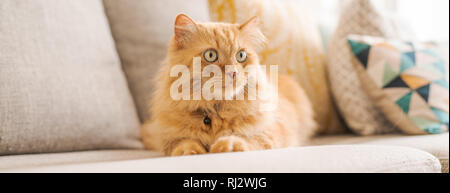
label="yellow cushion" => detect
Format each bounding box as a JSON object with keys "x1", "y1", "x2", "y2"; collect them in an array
[{"x1": 208, "y1": 0, "x2": 345, "y2": 134}]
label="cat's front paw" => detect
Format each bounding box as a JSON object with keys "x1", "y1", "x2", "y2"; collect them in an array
[
  {"x1": 170, "y1": 139, "x2": 207, "y2": 156},
  {"x1": 210, "y1": 136, "x2": 249, "y2": 153}
]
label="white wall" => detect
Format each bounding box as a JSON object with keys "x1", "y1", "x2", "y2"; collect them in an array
[
  {"x1": 312, "y1": 0, "x2": 449, "y2": 41},
  {"x1": 396, "y1": 0, "x2": 449, "y2": 41}
]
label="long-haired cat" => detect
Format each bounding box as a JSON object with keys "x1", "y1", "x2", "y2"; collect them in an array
[{"x1": 141, "y1": 14, "x2": 317, "y2": 156}]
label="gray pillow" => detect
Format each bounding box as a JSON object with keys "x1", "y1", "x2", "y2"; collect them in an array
[
  {"x1": 103, "y1": 0, "x2": 211, "y2": 122},
  {"x1": 0, "y1": 0, "x2": 142, "y2": 155}
]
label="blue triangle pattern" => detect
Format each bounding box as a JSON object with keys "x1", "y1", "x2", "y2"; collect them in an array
[
  {"x1": 400, "y1": 53, "x2": 416, "y2": 72},
  {"x1": 433, "y1": 79, "x2": 449, "y2": 90},
  {"x1": 405, "y1": 51, "x2": 415, "y2": 64},
  {"x1": 431, "y1": 107, "x2": 449, "y2": 126},
  {"x1": 433, "y1": 60, "x2": 446, "y2": 76},
  {"x1": 416, "y1": 84, "x2": 430, "y2": 102},
  {"x1": 348, "y1": 39, "x2": 371, "y2": 68}
]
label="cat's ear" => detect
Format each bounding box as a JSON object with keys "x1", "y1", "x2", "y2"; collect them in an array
[
  {"x1": 174, "y1": 14, "x2": 197, "y2": 48},
  {"x1": 239, "y1": 16, "x2": 266, "y2": 51}
]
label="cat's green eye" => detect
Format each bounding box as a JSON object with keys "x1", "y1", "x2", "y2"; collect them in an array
[
  {"x1": 203, "y1": 49, "x2": 218, "y2": 63},
  {"x1": 236, "y1": 50, "x2": 247, "y2": 63}
]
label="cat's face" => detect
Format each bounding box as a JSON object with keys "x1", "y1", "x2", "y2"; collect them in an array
[{"x1": 167, "y1": 14, "x2": 266, "y2": 100}]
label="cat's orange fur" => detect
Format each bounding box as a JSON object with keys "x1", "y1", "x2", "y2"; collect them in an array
[{"x1": 141, "y1": 14, "x2": 317, "y2": 156}]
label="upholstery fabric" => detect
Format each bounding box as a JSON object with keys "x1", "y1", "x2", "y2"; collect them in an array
[
  {"x1": 0, "y1": 145, "x2": 441, "y2": 173},
  {"x1": 208, "y1": 0, "x2": 345, "y2": 134},
  {"x1": 326, "y1": 0, "x2": 415, "y2": 135},
  {"x1": 348, "y1": 35, "x2": 449, "y2": 134},
  {"x1": 0, "y1": 150, "x2": 162, "y2": 170},
  {"x1": 102, "y1": 0, "x2": 211, "y2": 122},
  {"x1": 0, "y1": 0, "x2": 142, "y2": 155},
  {"x1": 311, "y1": 132, "x2": 449, "y2": 172}
]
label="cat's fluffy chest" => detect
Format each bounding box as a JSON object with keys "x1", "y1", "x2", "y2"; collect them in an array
[{"x1": 167, "y1": 99, "x2": 272, "y2": 146}]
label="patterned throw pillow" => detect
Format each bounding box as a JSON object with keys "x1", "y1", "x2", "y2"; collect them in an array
[
  {"x1": 348, "y1": 35, "x2": 449, "y2": 134},
  {"x1": 327, "y1": 0, "x2": 415, "y2": 135},
  {"x1": 208, "y1": 0, "x2": 345, "y2": 134}
]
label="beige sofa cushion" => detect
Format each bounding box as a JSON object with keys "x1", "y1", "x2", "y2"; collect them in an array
[
  {"x1": 0, "y1": 0, "x2": 142, "y2": 155},
  {"x1": 0, "y1": 146, "x2": 441, "y2": 173},
  {"x1": 0, "y1": 150, "x2": 163, "y2": 170},
  {"x1": 311, "y1": 133, "x2": 449, "y2": 172},
  {"x1": 103, "y1": 0, "x2": 210, "y2": 122}
]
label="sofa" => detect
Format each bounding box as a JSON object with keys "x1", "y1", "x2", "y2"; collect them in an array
[
  {"x1": 0, "y1": 0, "x2": 448, "y2": 173},
  {"x1": 0, "y1": 133, "x2": 447, "y2": 173}
]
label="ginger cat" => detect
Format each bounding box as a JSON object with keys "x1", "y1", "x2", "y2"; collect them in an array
[{"x1": 141, "y1": 14, "x2": 317, "y2": 156}]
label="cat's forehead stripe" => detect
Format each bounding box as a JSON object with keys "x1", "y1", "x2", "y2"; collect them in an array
[{"x1": 210, "y1": 26, "x2": 239, "y2": 56}]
